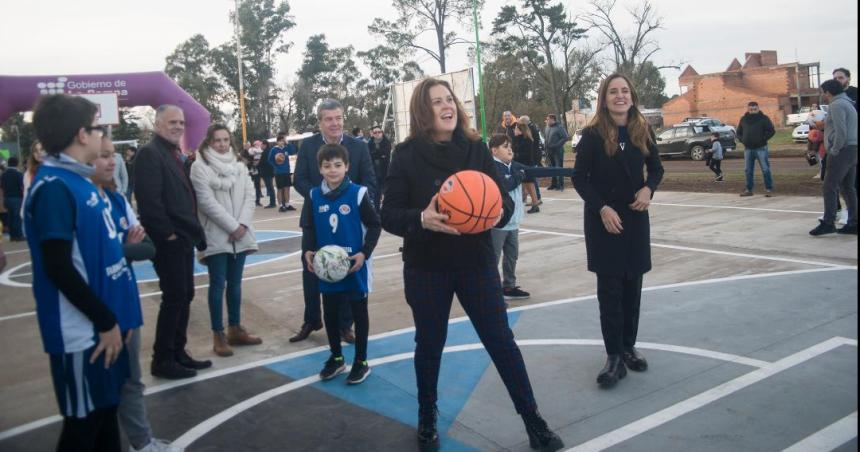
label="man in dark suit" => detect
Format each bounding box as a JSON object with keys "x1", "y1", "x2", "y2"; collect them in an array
[
  {"x1": 134, "y1": 105, "x2": 209, "y2": 379},
  {"x1": 291, "y1": 99, "x2": 377, "y2": 343}
]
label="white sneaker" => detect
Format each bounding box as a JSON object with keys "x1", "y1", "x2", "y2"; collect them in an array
[
  {"x1": 837, "y1": 210, "x2": 848, "y2": 225},
  {"x1": 132, "y1": 439, "x2": 185, "y2": 452}
]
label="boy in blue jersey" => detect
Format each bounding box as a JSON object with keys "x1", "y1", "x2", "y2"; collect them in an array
[
  {"x1": 26, "y1": 94, "x2": 139, "y2": 452},
  {"x1": 301, "y1": 144, "x2": 382, "y2": 384},
  {"x1": 268, "y1": 132, "x2": 297, "y2": 212}
]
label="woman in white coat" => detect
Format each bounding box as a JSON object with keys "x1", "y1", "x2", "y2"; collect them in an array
[{"x1": 191, "y1": 124, "x2": 262, "y2": 357}]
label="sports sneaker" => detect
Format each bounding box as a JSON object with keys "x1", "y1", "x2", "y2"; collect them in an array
[
  {"x1": 346, "y1": 361, "x2": 372, "y2": 385},
  {"x1": 319, "y1": 355, "x2": 346, "y2": 380},
  {"x1": 765, "y1": 190, "x2": 774, "y2": 197},
  {"x1": 527, "y1": 205, "x2": 540, "y2": 214},
  {"x1": 809, "y1": 220, "x2": 837, "y2": 236},
  {"x1": 740, "y1": 191, "x2": 753, "y2": 197},
  {"x1": 837, "y1": 209, "x2": 848, "y2": 225},
  {"x1": 503, "y1": 286, "x2": 530, "y2": 300},
  {"x1": 278, "y1": 205, "x2": 288, "y2": 212},
  {"x1": 837, "y1": 223, "x2": 858, "y2": 235},
  {"x1": 285, "y1": 204, "x2": 297, "y2": 211},
  {"x1": 714, "y1": 175, "x2": 724, "y2": 182},
  {"x1": 132, "y1": 438, "x2": 184, "y2": 452}
]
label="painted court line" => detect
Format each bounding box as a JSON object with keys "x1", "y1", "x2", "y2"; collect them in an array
[
  {"x1": 540, "y1": 197, "x2": 822, "y2": 215},
  {"x1": 0, "y1": 267, "x2": 854, "y2": 439},
  {"x1": 171, "y1": 339, "x2": 770, "y2": 449},
  {"x1": 520, "y1": 228, "x2": 854, "y2": 268},
  {"x1": 782, "y1": 411, "x2": 858, "y2": 452},
  {"x1": 565, "y1": 337, "x2": 858, "y2": 452}
]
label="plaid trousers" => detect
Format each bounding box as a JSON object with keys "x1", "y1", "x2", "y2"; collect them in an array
[{"x1": 403, "y1": 264, "x2": 538, "y2": 414}]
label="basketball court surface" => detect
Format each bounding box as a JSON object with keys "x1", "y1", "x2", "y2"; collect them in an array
[{"x1": 0, "y1": 189, "x2": 856, "y2": 451}]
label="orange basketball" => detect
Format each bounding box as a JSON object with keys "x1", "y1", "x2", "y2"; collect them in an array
[
  {"x1": 437, "y1": 170, "x2": 503, "y2": 234},
  {"x1": 275, "y1": 153, "x2": 286, "y2": 164}
]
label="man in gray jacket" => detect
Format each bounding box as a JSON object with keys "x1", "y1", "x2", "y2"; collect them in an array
[
  {"x1": 810, "y1": 79, "x2": 858, "y2": 235},
  {"x1": 544, "y1": 114, "x2": 569, "y2": 191}
]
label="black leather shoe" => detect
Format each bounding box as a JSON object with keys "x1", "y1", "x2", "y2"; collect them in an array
[
  {"x1": 176, "y1": 350, "x2": 212, "y2": 370},
  {"x1": 596, "y1": 355, "x2": 627, "y2": 388},
  {"x1": 522, "y1": 410, "x2": 564, "y2": 451},
  {"x1": 151, "y1": 359, "x2": 196, "y2": 379},
  {"x1": 622, "y1": 347, "x2": 648, "y2": 372},
  {"x1": 417, "y1": 404, "x2": 440, "y2": 451},
  {"x1": 289, "y1": 322, "x2": 322, "y2": 343}
]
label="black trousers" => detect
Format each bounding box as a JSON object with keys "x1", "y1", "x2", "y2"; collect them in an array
[
  {"x1": 152, "y1": 239, "x2": 195, "y2": 362},
  {"x1": 261, "y1": 175, "x2": 275, "y2": 205},
  {"x1": 323, "y1": 293, "x2": 369, "y2": 362},
  {"x1": 57, "y1": 406, "x2": 120, "y2": 452},
  {"x1": 300, "y1": 255, "x2": 353, "y2": 328},
  {"x1": 596, "y1": 274, "x2": 644, "y2": 355},
  {"x1": 709, "y1": 159, "x2": 722, "y2": 176}
]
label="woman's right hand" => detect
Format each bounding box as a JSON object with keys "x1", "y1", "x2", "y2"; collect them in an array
[
  {"x1": 421, "y1": 194, "x2": 461, "y2": 235},
  {"x1": 600, "y1": 206, "x2": 623, "y2": 235}
]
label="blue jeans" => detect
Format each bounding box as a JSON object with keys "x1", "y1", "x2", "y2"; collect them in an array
[
  {"x1": 206, "y1": 252, "x2": 247, "y2": 331},
  {"x1": 3, "y1": 197, "x2": 23, "y2": 239},
  {"x1": 744, "y1": 146, "x2": 773, "y2": 192}
]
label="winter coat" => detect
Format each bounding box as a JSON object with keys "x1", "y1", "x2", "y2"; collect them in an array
[
  {"x1": 190, "y1": 148, "x2": 258, "y2": 259},
  {"x1": 736, "y1": 112, "x2": 775, "y2": 149}
]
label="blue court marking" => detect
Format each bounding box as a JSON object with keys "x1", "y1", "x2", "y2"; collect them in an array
[
  {"x1": 267, "y1": 311, "x2": 522, "y2": 451},
  {"x1": 132, "y1": 230, "x2": 301, "y2": 282}
]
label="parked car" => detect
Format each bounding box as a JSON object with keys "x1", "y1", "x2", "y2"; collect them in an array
[
  {"x1": 655, "y1": 124, "x2": 736, "y2": 161},
  {"x1": 676, "y1": 117, "x2": 736, "y2": 135},
  {"x1": 792, "y1": 124, "x2": 810, "y2": 142},
  {"x1": 787, "y1": 105, "x2": 829, "y2": 125}
]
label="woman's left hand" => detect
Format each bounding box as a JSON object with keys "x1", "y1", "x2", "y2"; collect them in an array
[
  {"x1": 629, "y1": 186, "x2": 652, "y2": 212},
  {"x1": 348, "y1": 252, "x2": 366, "y2": 273}
]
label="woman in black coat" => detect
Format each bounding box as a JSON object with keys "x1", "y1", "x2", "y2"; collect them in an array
[
  {"x1": 381, "y1": 78, "x2": 564, "y2": 452},
  {"x1": 512, "y1": 118, "x2": 541, "y2": 213},
  {"x1": 571, "y1": 73, "x2": 664, "y2": 389}
]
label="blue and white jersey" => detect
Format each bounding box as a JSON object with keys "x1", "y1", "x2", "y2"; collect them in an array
[
  {"x1": 25, "y1": 160, "x2": 141, "y2": 354},
  {"x1": 311, "y1": 182, "x2": 372, "y2": 294}
]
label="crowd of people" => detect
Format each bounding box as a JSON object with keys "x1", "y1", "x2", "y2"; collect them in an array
[{"x1": 0, "y1": 66, "x2": 855, "y2": 452}]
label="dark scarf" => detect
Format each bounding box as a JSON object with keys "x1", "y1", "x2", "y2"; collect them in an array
[
  {"x1": 322, "y1": 176, "x2": 352, "y2": 200},
  {"x1": 412, "y1": 128, "x2": 472, "y2": 173}
]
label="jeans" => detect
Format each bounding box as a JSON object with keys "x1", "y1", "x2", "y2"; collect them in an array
[
  {"x1": 300, "y1": 254, "x2": 353, "y2": 329},
  {"x1": 3, "y1": 197, "x2": 23, "y2": 239},
  {"x1": 744, "y1": 146, "x2": 773, "y2": 192},
  {"x1": 491, "y1": 228, "x2": 519, "y2": 288},
  {"x1": 373, "y1": 159, "x2": 388, "y2": 208},
  {"x1": 151, "y1": 239, "x2": 195, "y2": 363},
  {"x1": 118, "y1": 328, "x2": 153, "y2": 449},
  {"x1": 709, "y1": 159, "x2": 722, "y2": 177},
  {"x1": 206, "y1": 252, "x2": 247, "y2": 331},
  {"x1": 548, "y1": 148, "x2": 565, "y2": 189},
  {"x1": 822, "y1": 146, "x2": 858, "y2": 226}
]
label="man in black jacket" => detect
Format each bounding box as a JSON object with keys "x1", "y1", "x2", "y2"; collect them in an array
[
  {"x1": 134, "y1": 105, "x2": 209, "y2": 379},
  {"x1": 736, "y1": 101, "x2": 776, "y2": 197},
  {"x1": 367, "y1": 125, "x2": 391, "y2": 208},
  {"x1": 291, "y1": 98, "x2": 377, "y2": 343},
  {"x1": 833, "y1": 68, "x2": 859, "y2": 111}
]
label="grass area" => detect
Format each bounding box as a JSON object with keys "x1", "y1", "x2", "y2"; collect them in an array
[
  {"x1": 768, "y1": 128, "x2": 798, "y2": 146},
  {"x1": 659, "y1": 167, "x2": 822, "y2": 196}
]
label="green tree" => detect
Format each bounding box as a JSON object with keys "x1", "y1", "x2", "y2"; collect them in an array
[
  {"x1": 165, "y1": 34, "x2": 225, "y2": 119},
  {"x1": 369, "y1": 0, "x2": 482, "y2": 74},
  {"x1": 111, "y1": 109, "x2": 143, "y2": 142},
  {"x1": 1, "y1": 114, "x2": 36, "y2": 160}
]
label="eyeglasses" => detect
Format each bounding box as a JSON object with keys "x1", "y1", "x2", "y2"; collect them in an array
[
  {"x1": 372, "y1": 130, "x2": 382, "y2": 134},
  {"x1": 85, "y1": 125, "x2": 106, "y2": 136}
]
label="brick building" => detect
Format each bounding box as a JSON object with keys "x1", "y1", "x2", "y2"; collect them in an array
[{"x1": 662, "y1": 50, "x2": 822, "y2": 128}]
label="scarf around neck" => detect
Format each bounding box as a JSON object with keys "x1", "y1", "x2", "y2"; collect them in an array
[
  {"x1": 43, "y1": 153, "x2": 95, "y2": 179},
  {"x1": 321, "y1": 176, "x2": 352, "y2": 200},
  {"x1": 204, "y1": 147, "x2": 240, "y2": 191}
]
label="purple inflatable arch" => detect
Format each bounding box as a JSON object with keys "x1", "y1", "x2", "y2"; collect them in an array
[{"x1": 0, "y1": 71, "x2": 210, "y2": 151}]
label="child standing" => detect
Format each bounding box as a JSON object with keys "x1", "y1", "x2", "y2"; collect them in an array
[
  {"x1": 302, "y1": 144, "x2": 382, "y2": 384},
  {"x1": 489, "y1": 134, "x2": 530, "y2": 300},
  {"x1": 708, "y1": 132, "x2": 724, "y2": 181}
]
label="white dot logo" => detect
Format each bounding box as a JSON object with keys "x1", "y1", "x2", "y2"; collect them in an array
[{"x1": 37, "y1": 82, "x2": 46, "y2": 88}]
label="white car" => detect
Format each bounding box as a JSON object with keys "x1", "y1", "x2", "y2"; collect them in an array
[{"x1": 792, "y1": 124, "x2": 810, "y2": 142}]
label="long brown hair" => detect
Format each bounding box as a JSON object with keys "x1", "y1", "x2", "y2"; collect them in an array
[
  {"x1": 198, "y1": 123, "x2": 243, "y2": 165},
  {"x1": 408, "y1": 78, "x2": 480, "y2": 142},
  {"x1": 515, "y1": 117, "x2": 533, "y2": 141},
  {"x1": 589, "y1": 73, "x2": 652, "y2": 157},
  {"x1": 27, "y1": 141, "x2": 44, "y2": 178}
]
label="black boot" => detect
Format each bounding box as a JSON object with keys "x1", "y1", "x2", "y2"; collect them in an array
[
  {"x1": 522, "y1": 410, "x2": 564, "y2": 451},
  {"x1": 596, "y1": 354, "x2": 627, "y2": 388},
  {"x1": 417, "y1": 404, "x2": 440, "y2": 451},
  {"x1": 622, "y1": 347, "x2": 648, "y2": 372}
]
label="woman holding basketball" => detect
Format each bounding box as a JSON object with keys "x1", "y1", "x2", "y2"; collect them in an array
[
  {"x1": 381, "y1": 78, "x2": 564, "y2": 452},
  {"x1": 571, "y1": 73, "x2": 664, "y2": 388}
]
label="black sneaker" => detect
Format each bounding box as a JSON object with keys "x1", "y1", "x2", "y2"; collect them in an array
[
  {"x1": 264, "y1": 204, "x2": 276, "y2": 209},
  {"x1": 320, "y1": 355, "x2": 346, "y2": 380},
  {"x1": 837, "y1": 223, "x2": 858, "y2": 235},
  {"x1": 285, "y1": 204, "x2": 297, "y2": 211},
  {"x1": 809, "y1": 220, "x2": 837, "y2": 236},
  {"x1": 278, "y1": 205, "x2": 288, "y2": 212},
  {"x1": 346, "y1": 361, "x2": 372, "y2": 385},
  {"x1": 503, "y1": 286, "x2": 530, "y2": 300},
  {"x1": 527, "y1": 205, "x2": 540, "y2": 214}
]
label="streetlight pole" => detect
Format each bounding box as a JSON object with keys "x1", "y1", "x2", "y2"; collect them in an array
[
  {"x1": 472, "y1": 0, "x2": 488, "y2": 141},
  {"x1": 11, "y1": 125, "x2": 21, "y2": 160},
  {"x1": 235, "y1": 0, "x2": 249, "y2": 145}
]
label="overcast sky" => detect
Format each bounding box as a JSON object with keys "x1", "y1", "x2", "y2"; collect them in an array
[{"x1": 3, "y1": 0, "x2": 857, "y2": 98}]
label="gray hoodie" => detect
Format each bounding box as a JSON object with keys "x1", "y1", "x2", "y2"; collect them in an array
[{"x1": 824, "y1": 93, "x2": 858, "y2": 156}]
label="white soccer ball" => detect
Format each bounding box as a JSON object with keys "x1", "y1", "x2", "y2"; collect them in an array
[{"x1": 313, "y1": 245, "x2": 351, "y2": 283}]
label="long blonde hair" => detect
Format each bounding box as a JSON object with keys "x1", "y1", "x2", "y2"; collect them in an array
[
  {"x1": 515, "y1": 117, "x2": 533, "y2": 141},
  {"x1": 589, "y1": 73, "x2": 652, "y2": 157}
]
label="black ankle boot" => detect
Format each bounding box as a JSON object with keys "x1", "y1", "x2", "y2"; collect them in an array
[
  {"x1": 522, "y1": 410, "x2": 564, "y2": 451},
  {"x1": 596, "y1": 354, "x2": 627, "y2": 388},
  {"x1": 622, "y1": 347, "x2": 648, "y2": 372},
  {"x1": 417, "y1": 404, "x2": 440, "y2": 451}
]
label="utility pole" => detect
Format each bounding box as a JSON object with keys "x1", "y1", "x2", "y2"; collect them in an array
[
  {"x1": 472, "y1": 0, "x2": 487, "y2": 141},
  {"x1": 235, "y1": 0, "x2": 248, "y2": 145}
]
